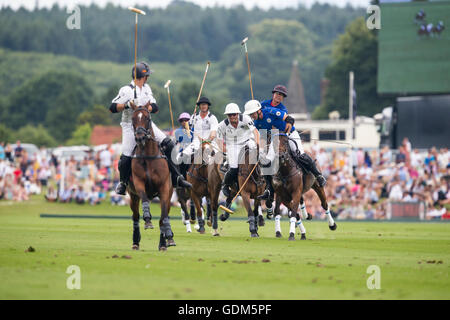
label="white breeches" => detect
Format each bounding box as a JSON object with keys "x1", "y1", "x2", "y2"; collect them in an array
[{"x1": 227, "y1": 139, "x2": 257, "y2": 169}]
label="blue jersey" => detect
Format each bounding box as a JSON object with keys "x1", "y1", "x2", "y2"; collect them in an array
[
  {"x1": 254, "y1": 106, "x2": 295, "y2": 134},
  {"x1": 261, "y1": 99, "x2": 288, "y2": 113}
]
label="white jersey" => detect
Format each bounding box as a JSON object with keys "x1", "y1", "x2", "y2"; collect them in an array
[
  {"x1": 111, "y1": 80, "x2": 156, "y2": 124},
  {"x1": 217, "y1": 114, "x2": 256, "y2": 147},
  {"x1": 190, "y1": 111, "x2": 218, "y2": 143}
]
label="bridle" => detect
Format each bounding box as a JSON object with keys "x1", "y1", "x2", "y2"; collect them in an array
[{"x1": 132, "y1": 107, "x2": 156, "y2": 146}]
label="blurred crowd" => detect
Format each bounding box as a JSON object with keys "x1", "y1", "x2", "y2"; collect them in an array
[
  {"x1": 0, "y1": 141, "x2": 127, "y2": 206},
  {"x1": 0, "y1": 137, "x2": 449, "y2": 220},
  {"x1": 301, "y1": 138, "x2": 450, "y2": 221}
]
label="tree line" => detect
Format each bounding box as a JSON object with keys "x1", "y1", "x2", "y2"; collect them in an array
[{"x1": 0, "y1": 2, "x2": 394, "y2": 147}]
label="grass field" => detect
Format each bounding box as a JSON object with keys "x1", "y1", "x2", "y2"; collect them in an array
[{"x1": 0, "y1": 196, "x2": 449, "y2": 300}]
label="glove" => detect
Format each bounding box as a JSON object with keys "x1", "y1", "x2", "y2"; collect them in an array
[{"x1": 284, "y1": 123, "x2": 293, "y2": 133}]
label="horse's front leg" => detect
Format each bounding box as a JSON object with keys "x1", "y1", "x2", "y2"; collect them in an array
[
  {"x1": 241, "y1": 190, "x2": 258, "y2": 238},
  {"x1": 254, "y1": 199, "x2": 265, "y2": 227},
  {"x1": 288, "y1": 190, "x2": 301, "y2": 241},
  {"x1": 130, "y1": 192, "x2": 141, "y2": 250},
  {"x1": 208, "y1": 197, "x2": 219, "y2": 236},
  {"x1": 159, "y1": 180, "x2": 175, "y2": 251},
  {"x1": 299, "y1": 196, "x2": 312, "y2": 220},
  {"x1": 192, "y1": 193, "x2": 205, "y2": 234},
  {"x1": 274, "y1": 195, "x2": 282, "y2": 238}
]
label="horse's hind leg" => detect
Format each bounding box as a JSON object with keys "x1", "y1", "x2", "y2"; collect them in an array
[
  {"x1": 178, "y1": 189, "x2": 192, "y2": 233},
  {"x1": 130, "y1": 193, "x2": 141, "y2": 250},
  {"x1": 312, "y1": 182, "x2": 337, "y2": 231},
  {"x1": 295, "y1": 212, "x2": 307, "y2": 240},
  {"x1": 192, "y1": 194, "x2": 205, "y2": 234}
]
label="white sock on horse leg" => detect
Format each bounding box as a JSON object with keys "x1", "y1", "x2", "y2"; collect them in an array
[
  {"x1": 275, "y1": 215, "x2": 281, "y2": 233},
  {"x1": 300, "y1": 204, "x2": 308, "y2": 220},
  {"x1": 289, "y1": 217, "x2": 296, "y2": 234},
  {"x1": 186, "y1": 221, "x2": 192, "y2": 233},
  {"x1": 258, "y1": 206, "x2": 263, "y2": 216},
  {"x1": 297, "y1": 219, "x2": 306, "y2": 234},
  {"x1": 325, "y1": 209, "x2": 335, "y2": 226}
]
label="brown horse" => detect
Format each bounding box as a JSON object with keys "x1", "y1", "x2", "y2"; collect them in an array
[
  {"x1": 237, "y1": 147, "x2": 266, "y2": 237},
  {"x1": 187, "y1": 142, "x2": 217, "y2": 235},
  {"x1": 128, "y1": 106, "x2": 175, "y2": 251},
  {"x1": 272, "y1": 134, "x2": 336, "y2": 241}
]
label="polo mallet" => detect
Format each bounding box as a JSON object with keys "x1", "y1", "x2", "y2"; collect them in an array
[
  {"x1": 128, "y1": 7, "x2": 146, "y2": 99},
  {"x1": 241, "y1": 37, "x2": 254, "y2": 100},
  {"x1": 164, "y1": 80, "x2": 175, "y2": 133},
  {"x1": 193, "y1": 61, "x2": 211, "y2": 116},
  {"x1": 219, "y1": 163, "x2": 259, "y2": 214}
]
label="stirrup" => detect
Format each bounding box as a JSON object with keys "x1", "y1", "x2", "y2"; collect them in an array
[
  {"x1": 257, "y1": 189, "x2": 271, "y2": 200},
  {"x1": 177, "y1": 176, "x2": 192, "y2": 189},
  {"x1": 115, "y1": 182, "x2": 127, "y2": 195},
  {"x1": 222, "y1": 185, "x2": 231, "y2": 198}
]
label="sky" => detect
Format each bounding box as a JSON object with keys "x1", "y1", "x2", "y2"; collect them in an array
[{"x1": 0, "y1": 0, "x2": 370, "y2": 11}]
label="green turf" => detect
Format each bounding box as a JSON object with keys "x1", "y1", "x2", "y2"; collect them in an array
[
  {"x1": 0, "y1": 196, "x2": 449, "y2": 300},
  {"x1": 378, "y1": 1, "x2": 450, "y2": 94}
]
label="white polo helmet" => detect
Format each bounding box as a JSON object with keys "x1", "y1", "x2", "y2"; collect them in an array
[
  {"x1": 243, "y1": 100, "x2": 262, "y2": 115},
  {"x1": 224, "y1": 103, "x2": 241, "y2": 115}
]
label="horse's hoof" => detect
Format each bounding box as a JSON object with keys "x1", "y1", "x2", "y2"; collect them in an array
[
  {"x1": 158, "y1": 246, "x2": 167, "y2": 251},
  {"x1": 301, "y1": 233, "x2": 306, "y2": 240},
  {"x1": 329, "y1": 223, "x2": 337, "y2": 231},
  {"x1": 132, "y1": 244, "x2": 139, "y2": 250},
  {"x1": 257, "y1": 215, "x2": 265, "y2": 227},
  {"x1": 276, "y1": 231, "x2": 282, "y2": 238},
  {"x1": 212, "y1": 231, "x2": 220, "y2": 237},
  {"x1": 207, "y1": 220, "x2": 212, "y2": 227},
  {"x1": 266, "y1": 213, "x2": 273, "y2": 220},
  {"x1": 190, "y1": 219, "x2": 196, "y2": 224},
  {"x1": 251, "y1": 232, "x2": 259, "y2": 238},
  {"x1": 144, "y1": 221, "x2": 154, "y2": 230},
  {"x1": 288, "y1": 232, "x2": 295, "y2": 241},
  {"x1": 219, "y1": 214, "x2": 229, "y2": 222},
  {"x1": 307, "y1": 213, "x2": 313, "y2": 220},
  {"x1": 167, "y1": 239, "x2": 176, "y2": 247},
  {"x1": 197, "y1": 227, "x2": 205, "y2": 234}
]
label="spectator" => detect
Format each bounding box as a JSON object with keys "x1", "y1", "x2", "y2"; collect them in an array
[
  {"x1": 74, "y1": 185, "x2": 86, "y2": 204},
  {"x1": 0, "y1": 142, "x2": 5, "y2": 161},
  {"x1": 13, "y1": 140, "x2": 23, "y2": 160},
  {"x1": 45, "y1": 185, "x2": 58, "y2": 202}
]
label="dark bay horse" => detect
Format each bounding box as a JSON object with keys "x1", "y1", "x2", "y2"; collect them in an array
[
  {"x1": 237, "y1": 147, "x2": 266, "y2": 237},
  {"x1": 272, "y1": 134, "x2": 336, "y2": 241},
  {"x1": 128, "y1": 106, "x2": 175, "y2": 251},
  {"x1": 187, "y1": 142, "x2": 216, "y2": 235}
]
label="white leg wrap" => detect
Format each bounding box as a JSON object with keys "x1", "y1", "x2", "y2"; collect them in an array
[
  {"x1": 289, "y1": 217, "x2": 296, "y2": 234},
  {"x1": 300, "y1": 203, "x2": 308, "y2": 220},
  {"x1": 186, "y1": 221, "x2": 192, "y2": 233},
  {"x1": 297, "y1": 219, "x2": 306, "y2": 234},
  {"x1": 326, "y1": 209, "x2": 335, "y2": 226},
  {"x1": 275, "y1": 215, "x2": 281, "y2": 233}
]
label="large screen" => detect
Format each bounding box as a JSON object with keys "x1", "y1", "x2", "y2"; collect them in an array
[{"x1": 378, "y1": 1, "x2": 450, "y2": 95}]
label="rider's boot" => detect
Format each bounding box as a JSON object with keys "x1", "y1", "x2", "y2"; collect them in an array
[
  {"x1": 258, "y1": 175, "x2": 274, "y2": 200},
  {"x1": 221, "y1": 167, "x2": 238, "y2": 198},
  {"x1": 115, "y1": 155, "x2": 132, "y2": 195},
  {"x1": 160, "y1": 138, "x2": 192, "y2": 189},
  {"x1": 296, "y1": 152, "x2": 326, "y2": 187}
]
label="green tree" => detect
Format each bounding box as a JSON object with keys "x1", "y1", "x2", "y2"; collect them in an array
[
  {"x1": 0, "y1": 123, "x2": 12, "y2": 143},
  {"x1": 313, "y1": 17, "x2": 394, "y2": 119},
  {"x1": 78, "y1": 104, "x2": 113, "y2": 126},
  {"x1": 66, "y1": 123, "x2": 92, "y2": 146},
  {"x1": 5, "y1": 71, "x2": 93, "y2": 142},
  {"x1": 11, "y1": 124, "x2": 57, "y2": 147}
]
